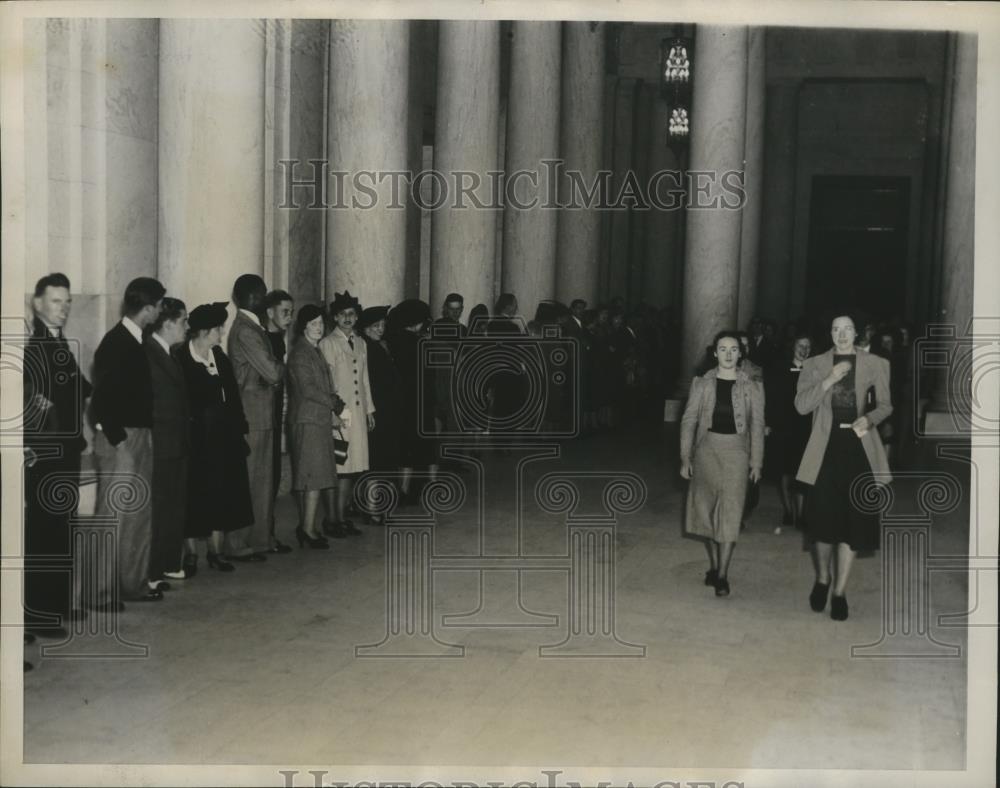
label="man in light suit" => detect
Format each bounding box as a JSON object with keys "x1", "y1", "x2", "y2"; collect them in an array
[{"x1": 225, "y1": 274, "x2": 285, "y2": 561}]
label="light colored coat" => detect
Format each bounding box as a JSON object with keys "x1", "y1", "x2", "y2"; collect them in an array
[
  {"x1": 680, "y1": 367, "x2": 765, "y2": 471},
  {"x1": 319, "y1": 327, "x2": 374, "y2": 474},
  {"x1": 228, "y1": 310, "x2": 284, "y2": 431},
  {"x1": 794, "y1": 348, "x2": 893, "y2": 485}
]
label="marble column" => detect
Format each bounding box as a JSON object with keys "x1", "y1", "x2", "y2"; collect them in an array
[
  {"x1": 501, "y1": 21, "x2": 562, "y2": 312},
  {"x1": 737, "y1": 28, "x2": 765, "y2": 329},
  {"x1": 555, "y1": 22, "x2": 606, "y2": 306},
  {"x1": 926, "y1": 33, "x2": 977, "y2": 432},
  {"x1": 23, "y1": 19, "x2": 159, "y2": 379},
  {"x1": 937, "y1": 33, "x2": 976, "y2": 336},
  {"x1": 326, "y1": 20, "x2": 410, "y2": 306},
  {"x1": 430, "y1": 21, "x2": 501, "y2": 315},
  {"x1": 678, "y1": 26, "x2": 749, "y2": 391},
  {"x1": 158, "y1": 20, "x2": 266, "y2": 305}
]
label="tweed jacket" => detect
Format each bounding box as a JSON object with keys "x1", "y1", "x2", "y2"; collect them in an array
[
  {"x1": 227, "y1": 310, "x2": 285, "y2": 431},
  {"x1": 287, "y1": 337, "x2": 340, "y2": 427},
  {"x1": 680, "y1": 367, "x2": 765, "y2": 470},
  {"x1": 144, "y1": 336, "x2": 191, "y2": 459},
  {"x1": 794, "y1": 347, "x2": 893, "y2": 485}
]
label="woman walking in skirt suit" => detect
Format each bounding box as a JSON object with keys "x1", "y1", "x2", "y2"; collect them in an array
[
  {"x1": 680, "y1": 330, "x2": 765, "y2": 596},
  {"x1": 319, "y1": 291, "x2": 373, "y2": 536},
  {"x1": 795, "y1": 314, "x2": 892, "y2": 621}
]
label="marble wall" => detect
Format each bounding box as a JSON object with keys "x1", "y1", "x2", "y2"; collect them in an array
[{"x1": 23, "y1": 18, "x2": 159, "y2": 381}]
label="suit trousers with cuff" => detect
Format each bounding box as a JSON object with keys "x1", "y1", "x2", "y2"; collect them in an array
[
  {"x1": 90, "y1": 427, "x2": 154, "y2": 602},
  {"x1": 226, "y1": 428, "x2": 274, "y2": 555}
]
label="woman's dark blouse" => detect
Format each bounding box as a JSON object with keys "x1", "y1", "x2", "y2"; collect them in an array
[
  {"x1": 831, "y1": 353, "x2": 858, "y2": 424},
  {"x1": 709, "y1": 378, "x2": 737, "y2": 434}
]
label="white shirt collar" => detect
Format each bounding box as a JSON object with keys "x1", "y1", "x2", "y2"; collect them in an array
[
  {"x1": 239, "y1": 308, "x2": 261, "y2": 327},
  {"x1": 122, "y1": 316, "x2": 143, "y2": 344},
  {"x1": 152, "y1": 333, "x2": 171, "y2": 354},
  {"x1": 572, "y1": 316, "x2": 582, "y2": 327},
  {"x1": 188, "y1": 340, "x2": 218, "y2": 373}
]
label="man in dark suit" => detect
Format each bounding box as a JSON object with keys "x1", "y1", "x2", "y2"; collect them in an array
[
  {"x1": 88, "y1": 277, "x2": 166, "y2": 608},
  {"x1": 225, "y1": 274, "x2": 285, "y2": 560},
  {"x1": 262, "y1": 289, "x2": 294, "y2": 553},
  {"x1": 23, "y1": 273, "x2": 92, "y2": 639},
  {"x1": 145, "y1": 298, "x2": 191, "y2": 585}
]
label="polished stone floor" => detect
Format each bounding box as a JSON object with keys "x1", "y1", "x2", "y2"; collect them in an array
[{"x1": 21, "y1": 421, "x2": 970, "y2": 770}]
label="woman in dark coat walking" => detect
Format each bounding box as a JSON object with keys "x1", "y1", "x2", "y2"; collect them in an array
[
  {"x1": 387, "y1": 299, "x2": 436, "y2": 502},
  {"x1": 175, "y1": 302, "x2": 254, "y2": 573},
  {"x1": 765, "y1": 331, "x2": 814, "y2": 533}
]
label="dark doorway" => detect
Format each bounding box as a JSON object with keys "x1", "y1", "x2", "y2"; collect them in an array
[{"x1": 805, "y1": 175, "x2": 909, "y2": 336}]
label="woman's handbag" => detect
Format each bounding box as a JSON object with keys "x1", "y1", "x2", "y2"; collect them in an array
[{"x1": 333, "y1": 427, "x2": 349, "y2": 466}]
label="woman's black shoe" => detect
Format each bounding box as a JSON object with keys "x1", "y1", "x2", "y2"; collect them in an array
[
  {"x1": 809, "y1": 581, "x2": 830, "y2": 612},
  {"x1": 182, "y1": 553, "x2": 198, "y2": 578},
  {"x1": 342, "y1": 521, "x2": 363, "y2": 536},
  {"x1": 830, "y1": 594, "x2": 849, "y2": 621},
  {"x1": 206, "y1": 552, "x2": 235, "y2": 572},
  {"x1": 322, "y1": 519, "x2": 348, "y2": 539},
  {"x1": 704, "y1": 569, "x2": 718, "y2": 587},
  {"x1": 295, "y1": 526, "x2": 330, "y2": 549},
  {"x1": 714, "y1": 577, "x2": 731, "y2": 597}
]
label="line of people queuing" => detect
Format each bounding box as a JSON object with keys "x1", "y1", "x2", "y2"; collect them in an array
[{"x1": 23, "y1": 274, "x2": 642, "y2": 671}]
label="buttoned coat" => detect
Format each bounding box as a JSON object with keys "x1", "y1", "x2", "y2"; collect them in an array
[
  {"x1": 227, "y1": 310, "x2": 285, "y2": 431},
  {"x1": 794, "y1": 347, "x2": 892, "y2": 485},
  {"x1": 144, "y1": 336, "x2": 191, "y2": 459},
  {"x1": 319, "y1": 327, "x2": 374, "y2": 474},
  {"x1": 679, "y1": 367, "x2": 765, "y2": 471}
]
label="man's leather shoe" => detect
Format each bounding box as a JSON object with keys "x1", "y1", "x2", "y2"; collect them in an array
[{"x1": 148, "y1": 580, "x2": 171, "y2": 591}]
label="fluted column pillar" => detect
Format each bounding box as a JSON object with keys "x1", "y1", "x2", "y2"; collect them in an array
[
  {"x1": 737, "y1": 28, "x2": 765, "y2": 329},
  {"x1": 678, "y1": 26, "x2": 748, "y2": 391},
  {"x1": 326, "y1": 20, "x2": 410, "y2": 306},
  {"x1": 937, "y1": 33, "x2": 976, "y2": 336},
  {"x1": 158, "y1": 20, "x2": 265, "y2": 305},
  {"x1": 926, "y1": 33, "x2": 977, "y2": 432},
  {"x1": 430, "y1": 21, "x2": 500, "y2": 315},
  {"x1": 556, "y1": 22, "x2": 606, "y2": 306},
  {"x1": 501, "y1": 21, "x2": 562, "y2": 311}
]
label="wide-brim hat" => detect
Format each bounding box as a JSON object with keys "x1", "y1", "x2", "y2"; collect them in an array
[
  {"x1": 329, "y1": 290, "x2": 361, "y2": 316},
  {"x1": 357, "y1": 305, "x2": 390, "y2": 330},
  {"x1": 389, "y1": 299, "x2": 431, "y2": 330},
  {"x1": 188, "y1": 302, "x2": 229, "y2": 331}
]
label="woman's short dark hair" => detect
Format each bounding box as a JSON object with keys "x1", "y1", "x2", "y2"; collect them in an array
[
  {"x1": 294, "y1": 303, "x2": 325, "y2": 336},
  {"x1": 151, "y1": 297, "x2": 187, "y2": 332},
  {"x1": 711, "y1": 329, "x2": 741, "y2": 350},
  {"x1": 494, "y1": 293, "x2": 516, "y2": 316}
]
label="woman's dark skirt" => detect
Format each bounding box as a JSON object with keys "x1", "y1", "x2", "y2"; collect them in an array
[{"x1": 804, "y1": 427, "x2": 880, "y2": 552}]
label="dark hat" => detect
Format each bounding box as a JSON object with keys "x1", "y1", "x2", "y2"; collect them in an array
[
  {"x1": 357, "y1": 305, "x2": 390, "y2": 330},
  {"x1": 294, "y1": 303, "x2": 326, "y2": 335},
  {"x1": 329, "y1": 290, "x2": 361, "y2": 316},
  {"x1": 389, "y1": 299, "x2": 431, "y2": 330},
  {"x1": 188, "y1": 302, "x2": 229, "y2": 332}
]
